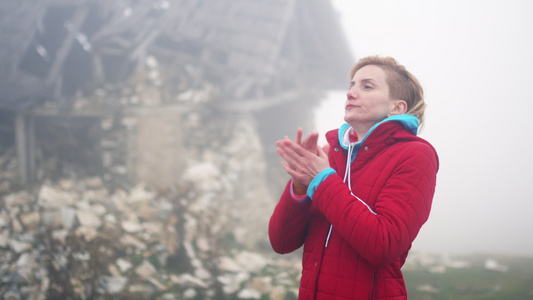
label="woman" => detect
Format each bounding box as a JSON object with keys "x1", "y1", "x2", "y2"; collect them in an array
[{"x1": 269, "y1": 56, "x2": 439, "y2": 299}]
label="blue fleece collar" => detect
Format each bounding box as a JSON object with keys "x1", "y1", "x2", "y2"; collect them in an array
[
  {"x1": 307, "y1": 115, "x2": 419, "y2": 201},
  {"x1": 338, "y1": 114, "x2": 419, "y2": 150}
]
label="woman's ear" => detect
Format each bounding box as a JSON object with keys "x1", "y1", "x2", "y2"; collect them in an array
[{"x1": 389, "y1": 100, "x2": 408, "y2": 116}]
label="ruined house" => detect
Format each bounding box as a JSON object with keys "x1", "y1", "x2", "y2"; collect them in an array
[
  {"x1": 0, "y1": 0, "x2": 353, "y2": 298},
  {"x1": 0, "y1": 0, "x2": 353, "y2": 186}
]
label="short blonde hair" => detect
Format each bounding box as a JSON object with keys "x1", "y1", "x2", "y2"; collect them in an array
[{"x1": 350, "y1": 56, "x2": 426, "y2": 129}]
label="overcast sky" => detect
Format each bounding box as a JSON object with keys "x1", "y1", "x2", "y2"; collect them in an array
[{"x1": 315, "y1": 0, "x2": 533, "y2": 256}]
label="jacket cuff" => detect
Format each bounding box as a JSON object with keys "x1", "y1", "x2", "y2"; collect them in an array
[
  {"x1": 289, "y1": 179, "x2": 310, "y2": 202},
  {"x1": 307, "y1": 168, "x2": 337, "y2": 199}
]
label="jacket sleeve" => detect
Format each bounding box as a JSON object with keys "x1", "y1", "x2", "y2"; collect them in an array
[
  {"x1": 268, "y1": 180, "x2": 313, "y2": 254},
  {"x1": 313, "y1": 142, "x2": 438, "y2": 267}
]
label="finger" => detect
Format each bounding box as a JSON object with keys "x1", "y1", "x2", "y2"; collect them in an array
[
  {"x1": 314, "y1": 147, "x2": 331, "y2": 172},
  {"x1": 322, "y1": 144, "x2": 330, "y2": 155},
  {"x1": 302, "y1": 132, "x2": 319, "y2": 152},
  {"x1": 280, "y1": 139, "x2": 315, "y2": 160},
  {"x1": 277, "y1": 143, "x2": 306, "y2": 170},
  {"x1": 278, "y1": 142, "x2": 318, "y2": 182},
  {"x1": 276, "y1": 142, "x2": 301, "y2": 164},
  {"x1": 296, "y1": 127, "x2": 303, "y2": 145},
  {"x1": 277, "y1": 141, "x2": 303, "y2": 164},
  {"x1": 281, "y1": 161, "x2": 311, "y2": 186},
  {"x1": 281, "y1": 160, "x2": 301, "y2": 179},
  {"x1": 317, "y1": 145, "x2": 328, "y2": 158},
  {"x1": 280, "y1": 160, "x2": 292, "y2": 173}
]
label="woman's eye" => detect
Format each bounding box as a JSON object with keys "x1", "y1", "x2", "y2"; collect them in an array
[{"x1": 364, "y1": 85, "x2": 373, "y2": 89}]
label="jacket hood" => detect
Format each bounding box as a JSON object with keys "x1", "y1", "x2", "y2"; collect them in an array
[{"x1": 338, "y1": 114, "x2": 419, "y2": 150}]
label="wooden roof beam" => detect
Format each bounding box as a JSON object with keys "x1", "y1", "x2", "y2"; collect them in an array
[{"x1": 45, "y1": 6, "x2": 89, "y2": 92}]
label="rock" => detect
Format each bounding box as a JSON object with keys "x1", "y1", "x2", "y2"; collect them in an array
[
  {"x1": 116, "y1": 258, "x2": 133, "y2": 273},
  {"x1": 269, "y1": 286, "x2": 286, "y2": 300},
  {"x1": 90, "y1": 204, "x2": 107, "y2": 216},
  {"x1": 141, "y1": 222, "x2": 162, "y2": 237},
  {"x1": 38, "y1": 185, "x2": 73, "y2": 208},
  {"x1": 175, "y1": 273, "x2": 209, "y2": 289},
  {"x1": 61, "y1": 207, "x2": 77, "y2": 229},
  {"x1": 75, "y1": 226, "x2": 98, "y2": 241},
  {"x1": 0, "y1": 230, "x2": 9, "y2": 247},
  {"x1": 10, "y1": 214, "x2": 23, "y2": 233},
  {"x1": 238, "y1": 288, "x2": 261, "y2": 299},
  {"x1": 219, "y1": 256, "x2": 243, "y2": 273},
  {"x1": 194, "y1": 267, "x2": 211, "y2": 280},
  {"x1": 13, "y1": 267, "x2": 35, "y2": 284},
  {"x1": 417, "y1": 284, "x2": 440, "y2": 293},
  {"x1": 136, "y1": 204, "x2": 158, "y2": 220},
  {"x1": 121, "y1": 219, "x2": 143, "y2": 233},
  {"x1": 196, "y1": 237, "x2": 209, "y2": 252},
  {"x1": 51, "y1": 229, "x2": 69, "y2": 243},
  {"x1": 76, "y1": 210, "x2": 102, "y2": 228},
  {"x1": 120, "y1": 234, "x2": 147, "y2": 250},
  {"x1": 4, "y1": 191, "x2": 33, "y2": 208},
  {"x1": 104, "y1": 276, "x2": 128, "y2": 294},
  {"x1": 3, "y1": 290, "x2": 21, "y2": 300},
  {"x1": 19, "y1": 211, "x2": 40, "y2": 230},
  {"x1": 42, "y1": 209, "x2": 62, "y2": 229},
  {"x1": 235, "y1": 251, "x2": 268, "y2": 273},
  {"x1": 251, "y1": 276, "x2": 272, "y2": 294},
  {"x1": 135, "y1": 261, "x2": 157, "y2": 279},
  {"x1": 8, "y1": 239, "x2": 32, "y2": 253},
  {"x1": 15, "y1": 252, "x2": 36, "y2": 267},
  {"x1": 183, "y1": 288, "x2": 197, "y2": 298},
  {"x1": 485, "y1": 259, "x2": 509, "y2": 272},
  {"x1": 0, "y1": 213, "x2": 9, "y2": 228},
  {"x1": 147, "y1": 277, "x2": 167, "y2": 290},
  {"x1": 219, "y1": 272, "x2": 249, "y2": 294},
  {"x1": 128, "y1": 185, "x2": 155, "y2": 203},
  {"x1": 82, "y1": 189, "x2": 108, "y2": 203},
  {"x1": 182, "y1": 163, "x2": 220, "y2": 183}
]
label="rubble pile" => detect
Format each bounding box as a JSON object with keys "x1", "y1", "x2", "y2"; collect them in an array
[
  {"x1": 0, "y1": 175, "x2": 301, "y2": 299},
  {"x1": 0, "y1": 73, "x2": 303, "y2": 298},
  {"x1": 0, "y1": 71, "x2": 303, "y2": 298}
]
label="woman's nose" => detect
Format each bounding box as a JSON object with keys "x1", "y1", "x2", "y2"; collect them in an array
[{"x1": 347, "y1": 86, "x2": 358, "y2": 100}]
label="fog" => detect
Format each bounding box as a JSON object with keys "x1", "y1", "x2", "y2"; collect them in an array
[{"x1": 315, "y1": 0, "x2": 533, "y2": 257}]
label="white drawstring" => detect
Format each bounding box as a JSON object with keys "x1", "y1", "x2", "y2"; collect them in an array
[
  {"x1": 326, "y1": 144, "x2": 353, "y2": 247},
  {"x1": 345, "y1": 144, "x2": 377, "y2": 215},
  {"x1": 343, "y1": 144, "x2": 354, "y2": 183},
  {"x1": 325, "y1": 225, "x2": 333, "y2": 247},
  {"x1": 325, "y1": 143, "x2": 377, "y2": 247}
]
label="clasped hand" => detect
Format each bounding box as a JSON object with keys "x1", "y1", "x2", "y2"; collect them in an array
[{"x1": 276, "y1": 128, "x2": 330, "y2": 187}]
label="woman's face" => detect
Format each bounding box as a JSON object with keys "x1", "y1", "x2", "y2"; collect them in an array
[{"x1": 344, "y1": 65, "x2": 396, "y2": 130}]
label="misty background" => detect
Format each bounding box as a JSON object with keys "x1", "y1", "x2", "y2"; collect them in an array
[
  {"x1": 315, "y1": 0, "x2": 533, "y2": 257},
  {"x1": 2, "y1": 1, "x2": 532, "y2": 298}
]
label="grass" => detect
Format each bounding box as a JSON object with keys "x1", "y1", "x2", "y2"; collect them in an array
[{"x1": 403, "y1": 254, "x2": 533, "y2": 300}]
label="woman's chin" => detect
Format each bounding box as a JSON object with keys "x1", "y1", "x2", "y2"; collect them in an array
[{"x1": 343, "y1": 114, "x2": 357, "y2": 124}]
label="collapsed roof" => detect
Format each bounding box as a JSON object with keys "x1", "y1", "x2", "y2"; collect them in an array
[{"x1": 0, "y1": 0, "x2": 354, "y2": 111}]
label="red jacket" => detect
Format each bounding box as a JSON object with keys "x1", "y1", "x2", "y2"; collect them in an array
[{"x1": 269, "y1": 121, "x2": 439, "y2": 299}]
